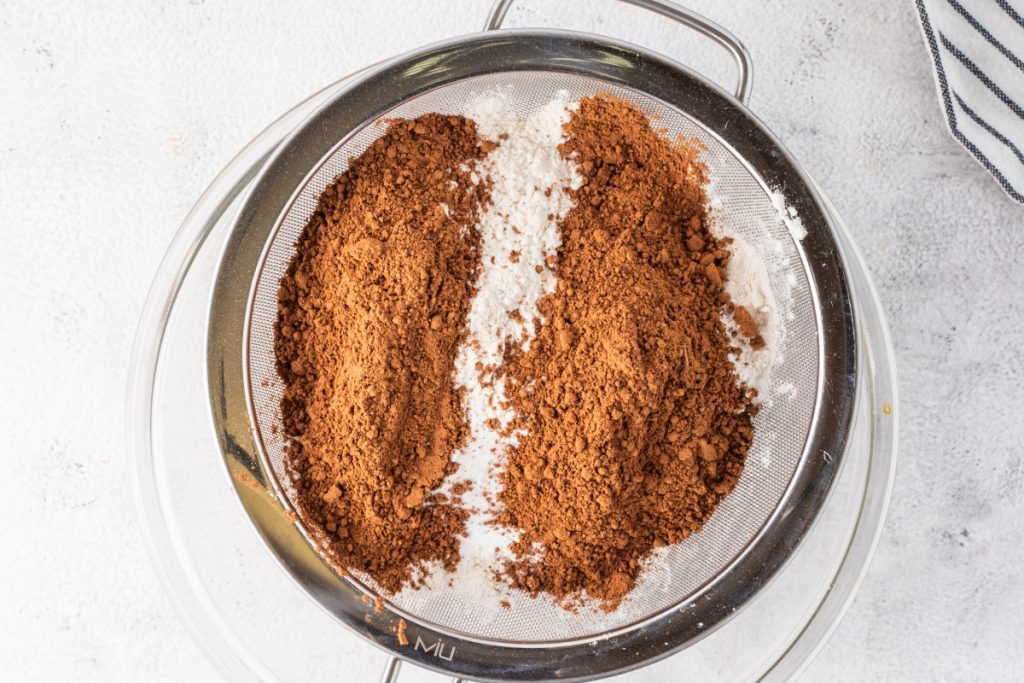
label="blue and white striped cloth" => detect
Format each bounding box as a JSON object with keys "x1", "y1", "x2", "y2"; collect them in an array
[{"x1": 916, "y1": 0, "x2": 1024, "y2": 203}]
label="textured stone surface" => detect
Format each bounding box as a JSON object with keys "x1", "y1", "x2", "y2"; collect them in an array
[{"x1": 1, "y1": 0, "x2": 1022, "y2": 680}]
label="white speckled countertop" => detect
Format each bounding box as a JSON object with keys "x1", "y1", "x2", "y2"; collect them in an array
[{"x1": 2, "y1": 1, "x2": 1022, "y2": 680}]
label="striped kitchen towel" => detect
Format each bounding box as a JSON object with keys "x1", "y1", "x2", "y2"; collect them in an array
[{"x1": 916, "y1": 0, "x2": 1024, "y2": 203}]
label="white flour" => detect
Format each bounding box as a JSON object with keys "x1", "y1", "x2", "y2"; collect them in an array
[
  {"x1": 722, "y1": 234, "x2": 778, "y2": 398},
  {"x1": 708, "y1": 179, "x2": 809, "y2": 404},
  {"x1": 707, "y1": 179, "x2": 809, "y2": 474},
  {"x1": 425, "y1": 93, "x2": 581, "y2": 598},
  {"x1": 771, "y1": 191, "x2": 807, "y2": 240}
]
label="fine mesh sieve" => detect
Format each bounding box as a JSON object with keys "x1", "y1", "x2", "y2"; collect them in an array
[
  {"x1": 248, "y1": 71, "x2": 819, "y2": 644},
  {"x1": 207, "y1": 1, "x2": 858, "y2": 680}
]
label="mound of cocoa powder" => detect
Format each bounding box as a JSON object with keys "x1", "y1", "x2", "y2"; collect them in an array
[
  {"x1": 496, "y1": 95, "x2": 757, "y2": 610},
  {"x1": 275, "y1": 114, "x2": 489, "y2": 592}
]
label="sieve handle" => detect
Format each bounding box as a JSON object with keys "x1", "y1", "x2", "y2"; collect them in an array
[
  {"x1": 380, "y1": 656, "x2": 465, "y2": 682},
  {"x1": 483, "y1": 0, "x2": 753, "y2": 103}
]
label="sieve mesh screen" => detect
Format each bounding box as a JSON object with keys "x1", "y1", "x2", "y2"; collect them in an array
[{"x1": 244, "y1": 72, "x2": 818, "y2": 644}]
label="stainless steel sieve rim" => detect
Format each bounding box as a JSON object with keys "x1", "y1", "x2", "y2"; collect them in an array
[{"x1": 205, "y1": 7, "x2": 857, "y2": 683}]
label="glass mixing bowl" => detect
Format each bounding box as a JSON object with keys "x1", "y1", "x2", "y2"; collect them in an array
[{"x1": 128, "y1": 27, "x2": 897, "y2": 683}]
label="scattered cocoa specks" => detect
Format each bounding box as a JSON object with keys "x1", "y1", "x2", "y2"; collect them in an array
[{"x1": 396, "y1": 618, "x2": 409, "y2": 646}]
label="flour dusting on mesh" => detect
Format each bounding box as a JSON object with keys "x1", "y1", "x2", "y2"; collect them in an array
[
  {"x1": 708, "y1": 179, "x2": 809, "y2": 470},
  {"x1": 708, "y1": 179, "x2": 808, "y2": 406}
]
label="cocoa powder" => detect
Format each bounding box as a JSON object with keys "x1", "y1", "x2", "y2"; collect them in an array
[
  {"x1": 275, "y1": 113, "x2": 489, "y2": 592},
  {"x1": 496, "y1": 95, "x2": 757, "y2": 609}
]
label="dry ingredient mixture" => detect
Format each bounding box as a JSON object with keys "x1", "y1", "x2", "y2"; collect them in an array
[{"x1": 276, "y1": 94, "x2": 765, "y2": 610}]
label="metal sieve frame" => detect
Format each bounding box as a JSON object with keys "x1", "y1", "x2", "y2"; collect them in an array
[{"x1": 206, "y1": 13, "x2": 857, "y2": 683}]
